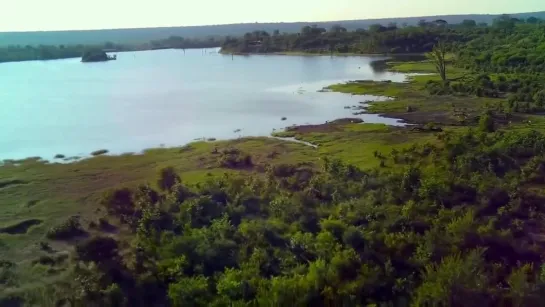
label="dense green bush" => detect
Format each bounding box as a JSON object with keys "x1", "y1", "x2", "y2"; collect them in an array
[
  {"x1": 157, "y1": 167, "x2": 181, "y2": 192},
  {"x1": 218, "y1": 148, "x2": 253, "y2": 168},
  {"x1": 46, "y1": 216, "x2": 86, "y2": 240}
]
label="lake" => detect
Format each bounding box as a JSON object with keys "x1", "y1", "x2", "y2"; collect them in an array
[{"x1": 0, "y1": 48, "x2": 407, "y2": 160}]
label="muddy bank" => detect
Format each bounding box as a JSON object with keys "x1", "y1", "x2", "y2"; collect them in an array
[{"x1": 283, "y1": 118, "x2": 364, "y2": 134}]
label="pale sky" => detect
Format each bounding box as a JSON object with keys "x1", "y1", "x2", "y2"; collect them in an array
[{"x1": 1, "y1": 0, "x2": 544, "y2": 31}]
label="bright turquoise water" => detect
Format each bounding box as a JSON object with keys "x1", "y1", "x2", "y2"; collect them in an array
[{"x1": 0, "y1": 48, "x2": 406, "y2": 160}]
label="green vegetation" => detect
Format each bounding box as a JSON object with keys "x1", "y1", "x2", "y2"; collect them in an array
[
  {"x1": 91, "y1": 149, "x2": 109, "y2": 156},
  {"x1": 81, "y1": 50, "x2": 115, "y2": 62},
  {"x1": 5, "y1": 13, "x2": 545, "y2": 307},
  {"x1": 221, "y1": 23, "x2": 461, "y2": 54},
  {"x1": 6, "y1": 126, "x2": 545, "y2": 306},
  {"x1": 0, "y1": 36, "x2": 221, "y2": 63}
]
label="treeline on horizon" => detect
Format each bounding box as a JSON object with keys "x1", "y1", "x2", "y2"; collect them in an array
[
  {"x1": 2, "y1": 13, "x2": 545, "y2": 64},
  {"x1": 0, "y1": 36, "x2": 222, "y2": 63},
  {"x1": 1, "y1": 11, "x2": 544, "y2": 47},
  {"x1": 221, "y1": 14, "x2": 545, "y2": 55}
]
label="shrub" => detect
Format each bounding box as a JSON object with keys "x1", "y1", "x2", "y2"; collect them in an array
[
  {"x1": 478, "y1": 111, "x2": 495, "y2": 133},
  {"x1": 219, "y1": 148, "x2": 253, "y2": 169},
  {"x1": 76, "y1": 236, "x2": 119, "y2": 264},
  {"x1": 99, "y1": 218, "x2": 113, "y2": 230},
  {"x1": 534, "y1": 90, "x2": 545, "y2": 108},
  {"x1": 157, "y1": 167, "x2": 181, "y2": 192},
  {"x1": 426, "y1": 80, "x2": 452, "y2": 95},
  {"x1": 91, "y1": 149, "x2": 109, "y2": 156},
  {"x1": 0, "y1": 260, "x2": 17, "y2": 286},
  {"x1": 46, "y1": 216, "x2": 87, "y2": 240},
  {"x1": 39, "y1": 241, "x2": 52, "y2": 252},
  {"x1": 101, "y1": 188, "x2": 135, "y2": 221}
]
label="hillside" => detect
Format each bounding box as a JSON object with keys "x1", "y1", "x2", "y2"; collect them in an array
[{"x1": 0, "y1": 11, "x2": 544, "y2": 46}]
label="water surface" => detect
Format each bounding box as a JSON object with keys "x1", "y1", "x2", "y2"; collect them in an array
[{"x1": 0, "y1": 48, "x2": 406, "y2": 160}]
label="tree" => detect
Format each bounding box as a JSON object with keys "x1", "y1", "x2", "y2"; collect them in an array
[
  {"x1": 534, "y1": 90, "x2": 545, "y2": 108},
  {"x1": 426, "y1": 41, "x2": 448, "y2": 82},
  {"x1": 368, "y1": 23, "x2": 385, "y2": 33},
  {"x1": 526, "y1": 17, "x2": 540, "y2": 24},
  {"x1": 76, "y1": 236, "x2": 120, "y2": 264},
  {"x1": 433, "y1": 19, "x2": 448, "y2": 27},
  {"x1": 81, "y1": 49, "x2": 111, "y2": 62},
  {"x1": 101, "y1": 187, "x2": 135, "y2": 222},
  {"x1": 461, "y1": 19, "x2": 477, "y2": 27},
  {"x1": 310, "y1": 25, "x2": 327, "y2": 35},
  {"x1": 493, "y1": 14, "x2": 516, "y2": 33},
  {"x1": 300, "y1": 26, "x2": 312, "y2": 36},
  {"x1": 478, "y1": 111, "x2": 495, "y2": 132},
  {"x1": 169, "y1": 276, "x2": 212, "y2": 306},
  {"x1": 330, "y1": 24, "x2": 347, "y2": 34},
  {"x1": 387, "y1": 22, "x2": 398, "y2": 30},
  {"x1": 157, "y1": 166, "x2": 181, "y2": 192}
]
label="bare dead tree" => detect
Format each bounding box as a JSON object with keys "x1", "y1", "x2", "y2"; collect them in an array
[{"x1": 427, "y1": 41, "x2": 448, "y2": 83}]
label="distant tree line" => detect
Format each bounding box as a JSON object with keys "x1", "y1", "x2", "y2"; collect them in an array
[
  {"x1": 220, "y1": 15, "x2": 545, "y2": 56},
  {"x1": 0, "y1": 36, "x2": 223, "y2": 63}
]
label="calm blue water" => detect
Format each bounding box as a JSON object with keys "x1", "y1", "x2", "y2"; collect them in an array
[{"x1": 0, "y1": 48, "x2": 406, "y2": 160}]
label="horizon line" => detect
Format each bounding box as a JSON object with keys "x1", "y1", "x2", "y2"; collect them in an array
[{"x1": 0, "y1": 9, "x2": 543, "y2": 34}]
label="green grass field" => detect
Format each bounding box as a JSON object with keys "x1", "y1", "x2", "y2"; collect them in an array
[{"x1": 275, "y1": 122, "x2": 437, "y2": 168}]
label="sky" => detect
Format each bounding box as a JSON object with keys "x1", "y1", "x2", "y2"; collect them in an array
[{"x1": 1, "y1": 0, "x2": 544, "y2": 32}]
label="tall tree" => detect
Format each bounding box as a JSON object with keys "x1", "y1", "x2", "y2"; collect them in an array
[
  {"x1": 427, "y1": 41, "x2": 448, "y2": 83},
  {"x1": 461, "y1": 19, "x2": 477, "y2": 27},
  {"x1": 330, "y1": 24, "x2": 347, "y2": 34}
]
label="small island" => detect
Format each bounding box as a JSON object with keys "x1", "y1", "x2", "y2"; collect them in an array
[{"x1": 81, "y1": 49, "x2": 117, "y2": 62}]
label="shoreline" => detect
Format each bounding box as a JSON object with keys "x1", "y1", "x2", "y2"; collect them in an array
[{"x1": 219, "y1": 49, "x2": 425, "y2": 58}]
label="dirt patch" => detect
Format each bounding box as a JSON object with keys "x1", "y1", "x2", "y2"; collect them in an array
[
  {"x1": 378, "y1": 111, "x2": 465, "y2": 126},
  {"x1": 0, "y1": 219, "x2": 42, "y2": 234},
  {"x1": 286, "y1": 118, "x2": 364, "y2": 134},
  {"x1": 0, "y1": 179, "x2": 28, "y2": 190},
  {"x1": 380, "y1": 110, "x2": 522, "y2": 127}
]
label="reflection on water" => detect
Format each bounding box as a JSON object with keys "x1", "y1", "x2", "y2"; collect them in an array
[{"x1": 0, "y1": 48, "x2": 408, "y2": 160}]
